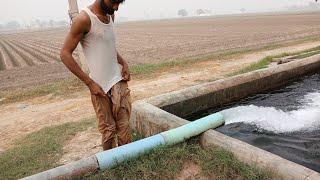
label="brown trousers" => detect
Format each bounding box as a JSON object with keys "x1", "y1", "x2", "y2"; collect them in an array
[{"x1": 91, "y1": 80, "x2": 132, "y2": 150}]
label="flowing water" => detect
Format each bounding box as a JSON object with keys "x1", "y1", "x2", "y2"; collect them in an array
[{"x1": 187, "y1": 72, "x2": 320, "y2": 172}]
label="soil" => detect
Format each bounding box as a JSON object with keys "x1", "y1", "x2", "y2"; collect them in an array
[
  {"x1": 1, "y1": 12, "x2": 320, "y2": 90},
  {"x1": 176, "y1": 161, "x2": 206, "y2": 180},
  {"x1": 1, "y1": 13, "x2": 320, "y2": 177},
  {"x1": 0, "y1": 41, "x2": 318, "y2": 163}
]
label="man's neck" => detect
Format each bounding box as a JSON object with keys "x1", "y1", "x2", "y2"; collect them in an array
[{"x1": 91, "y1": 0, "x2": 106, "y2": 17}]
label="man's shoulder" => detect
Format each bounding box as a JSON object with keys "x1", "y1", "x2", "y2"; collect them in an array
[
  {"x1": 71, "y1": 11, "x2": 91, "y2": 33},
  {"x1": 75, "y1": 11, "x2": 91, "y2": 26}
]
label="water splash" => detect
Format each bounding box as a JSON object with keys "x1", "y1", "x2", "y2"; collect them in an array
[{"x1": 220, "y1": 92, "x2": 320, "y2": 133}]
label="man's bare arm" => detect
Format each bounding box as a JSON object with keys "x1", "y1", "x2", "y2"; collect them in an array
[
  {"x1": 116, "y1": 52, "x2": 128, "y2": 67},
  {"x1": 60, "y1": 12, "x2": 106, "y2": 96},
  {"x1": 60, "y1": 13, "x2": 92, "y2": 86}
]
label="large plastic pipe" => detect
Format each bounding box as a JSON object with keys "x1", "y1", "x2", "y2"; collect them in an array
[
  {"x1": 94, "y1": 112, "x2": 224, "y2": 170},
  {"x1": 21, "y1": 155, "x2": 99, "y2": 180},
  {"x1": 96, "y1": 134, "x2": 166, "y2": 170},
  {"x1": 22, "y1": 112, "x2": 224, "y2": 179},
  {"x1": 161, "y1": 112, "x2": 224, "y2": 145}
]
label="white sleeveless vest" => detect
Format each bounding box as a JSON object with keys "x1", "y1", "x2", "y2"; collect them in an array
[{"x1": 80, "y1": 7, "x2": 123, "y2": 93}]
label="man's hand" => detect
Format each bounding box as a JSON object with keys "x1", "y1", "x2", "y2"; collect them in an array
[
  {"x1": 121, "y1": 64, "x2": 131, "y2": 81},
  {"x1": 88, "y1": 81, "x2": 106, "y2": 97}
]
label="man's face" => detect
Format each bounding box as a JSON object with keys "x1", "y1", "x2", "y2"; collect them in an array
[{"x1": 100, "y1": 0, "x2": 120, "y2": 15}]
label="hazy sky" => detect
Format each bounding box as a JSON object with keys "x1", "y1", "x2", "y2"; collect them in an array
[{"x1": 0, "y1": 0, "x2": 316, "y2": 24}]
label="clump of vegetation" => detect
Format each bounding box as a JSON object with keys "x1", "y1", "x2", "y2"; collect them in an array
[
  {"x1": 0, "y1": 77, "x2": 86, "y2": 105},
  {"x1": 0, "y1": 118, "x2": 95, "y2": 179},
  {"x1": 87, "y1": 138, "x2": 275, "y2": 180},
  {"x1": 0, "y1": 117, "x2": 276, "y2": 180},
  {"x1": 231, "y1": 56, "x2": 273, "y2": 76},
  {"x1": 230, "y1": 46, "x2": 320, "y2": 76}
]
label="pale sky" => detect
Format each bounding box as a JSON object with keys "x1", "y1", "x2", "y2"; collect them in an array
[{"x1": 0, "y1": 0, "x2": 317, "y2": 24}]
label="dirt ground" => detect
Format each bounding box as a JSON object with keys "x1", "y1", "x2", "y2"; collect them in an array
[
  {"x1": 0, "y1": 41, "x2": 319, "y2": 165},
  {"x1": 1, "y1": 12, "x2": 320, "y2": 90}
]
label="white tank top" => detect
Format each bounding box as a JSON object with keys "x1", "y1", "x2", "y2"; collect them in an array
[{"x1": 80, "y1": 7, "x2": 123, "y2": 93}]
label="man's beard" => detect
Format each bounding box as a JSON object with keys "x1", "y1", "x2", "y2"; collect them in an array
[{"x1": 100, "y1": 0, "x2": 115, "y2": 15}]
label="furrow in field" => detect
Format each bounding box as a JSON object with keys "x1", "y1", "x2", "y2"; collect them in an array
[
  {"x1": 21, "y1": 40, "x2": 61, "y2": 56},
  {"x1": 4, "y1": 40, "x2": 36, "y2": 66},
  {"x1": 0, "y1": 40, "x2": 24, "y2": 68},
  {"x1": 0, "y1": 48, "x2": 5, "y2": 70},
  {"x1": 9, "y1": 40, "x2": 54, "y2": 64},
  {"x1": 0, "y1": 41, "x2": 14, "y2": 70}
]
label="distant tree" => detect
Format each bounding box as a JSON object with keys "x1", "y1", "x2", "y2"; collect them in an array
[
  {"x1": 178, "y1": 9, "x2": 188, "y2": 17},
  {"x1": 204, "y1": 9, "x2": 212, "y2": 14},
  {"x1": 240, "y1": 8, "x2": 246, "y2": 13},
  {"x1": 6, "y1": 21, "x2": 20, "y2": 30},
  {"x1": 56, "y1": 20, "x2": 69, "y2": 27},
  {"x1": 42, "y1": 21, "x2": 50, "y2": 28},
  {"x1": 308, "y1": 2, "x2": 320, "y2": 9},
  {"x1": 34, "y1": 19, "x2": 42, "y2": 28},
  {"x1": 196, "y1": 9, "x2": 206, "y2": 16},
  {"x1": 49, "y1": 20, "x2": 55, "y2": 27}
]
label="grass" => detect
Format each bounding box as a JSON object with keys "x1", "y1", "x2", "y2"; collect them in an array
[
  {"x1": 230, "y1": 56, "x2": 273, "y2": 76},
  {"x1": 0, "y1": 118, "x2": 95, "y2": 179},
  {"x1": 86, "y1": 138, "x2": 275, "y2": 180},
  {"x1": 0, "y1": 77, "x2": 86, "y2": 105},
  {"x1": 0, "y1": 117, "x2": 276, "y2": 180},
  {"x1": 292, "y1": 50, "x2": 320, "y2": 59},
  {"x1": 130, "y1": 60, "x2": 188, "y2": 75},
  {"x1": 198, "y1": 147, "x2": 274, "y2": 180},
  {"x1": 129, "y1": 43, "x2": 283, "y2": 75},
  {"x1": 129, "y1": 36, "x2": 320, "y2": 75},
  {"x1": 229, "y1": 46, "x2": 320, "y2": 76}
]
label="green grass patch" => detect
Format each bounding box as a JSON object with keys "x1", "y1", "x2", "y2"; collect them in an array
[
  {"x1": 0, "y1": 118, "x2": 95, "y2": 179},
  {"x1": 129, "y1": 36, "x2": 320, "y2": 75},
  {"x1": 293, "y1": 50, "x2": 320, "y2": 59},
  {"x1": 198, "y1": 147, "x2": 275, "y2": 180},
  {"x1": 0, "y1": 77, "x2": 86, "y2": 105},
  {"x1": 0, "y1": 118, "x2": 276, "y2": 180},
  {"x1": 87, "y1": 138, "x2": 275, "y2": 180},
  {"x1": 130, "y1": 60, "x2": 187, "y2": 75},
  {"x1": 231, "y1": 56, "x2": 273, "y2": 76},
  {"x1": 230, "y1": 46, "x2": 320, "y2": 76},
  {"x1": 129, "y1": 44, "x2": 286, "y2": 75},
  {"x1": 273, "y1": 46, "x2": 320, "y2": 60}
]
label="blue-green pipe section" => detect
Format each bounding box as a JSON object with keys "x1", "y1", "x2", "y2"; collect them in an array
[
  {"x1": 96, "y1": 112, "x2": 224, "y2": 170},
  {"x1": 95, "y1": 134, "x2": 166, "y2": 170}
]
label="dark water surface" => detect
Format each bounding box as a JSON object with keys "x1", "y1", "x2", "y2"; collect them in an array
[{"x1": 187, "y1": 72, "x2": 320, "y2": 172}]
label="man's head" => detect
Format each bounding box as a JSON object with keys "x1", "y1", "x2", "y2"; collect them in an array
[{"x1": 100, "y1": 0, "x2": 125, "y2": 15}]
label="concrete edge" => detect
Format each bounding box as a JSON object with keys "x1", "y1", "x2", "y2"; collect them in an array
[
  {"x1": 145, "y1": 54, "x2": 320, "y2": 109},
  {"x1": 131, "y1": 101, "x2": 189, "y2": 136}
]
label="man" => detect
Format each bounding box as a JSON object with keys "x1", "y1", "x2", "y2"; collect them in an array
[{"x1": 60, "y1": 0, "x2": 131, "y2": 151}]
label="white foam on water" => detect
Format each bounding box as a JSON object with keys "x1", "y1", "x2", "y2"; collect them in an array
[{"x1": 220, "y1": 92, "x2": 320, "y2": 133}]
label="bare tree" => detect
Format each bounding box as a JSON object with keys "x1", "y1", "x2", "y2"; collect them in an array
[
  {"x1": 196, "y1": 9, "x2": 206, "y2": 16},
  {"x1": 178, "y1": 9, "x2": 188, "y2": 17},
  {"x1": 6, "y1": 21, "x2": 20, "y2": 30},
  {"x1": 240, "y1": 8, "x2": 246, "y2": 13}
]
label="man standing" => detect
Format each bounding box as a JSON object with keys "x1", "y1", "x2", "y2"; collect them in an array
[{"x1": 60, "y1": 0, "x2": 131, "y2": 151}]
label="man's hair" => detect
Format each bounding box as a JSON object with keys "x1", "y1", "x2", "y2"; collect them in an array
[{"x1": 110, "y1": 0, "x2": 125, "y2": 3}]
